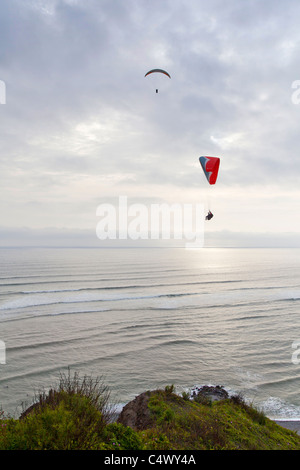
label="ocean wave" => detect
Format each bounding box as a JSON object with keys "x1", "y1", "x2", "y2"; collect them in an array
[
  {"x1": 0, "y1": 278, "x2": 241, "y2": 294},
  {"x1": 0, "y1": 291, "x2": 199, "y2": 311},
  {"x1": 1, "y1": 286, "x2": 300, "y2": 314},
  {"x1": 262, "y1": 396, "x2": 300, "y2": 420}
]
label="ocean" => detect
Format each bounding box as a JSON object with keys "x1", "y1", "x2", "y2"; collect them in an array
[{"x1": 0, "y1": 246, "x2": 300, "y2": 421}]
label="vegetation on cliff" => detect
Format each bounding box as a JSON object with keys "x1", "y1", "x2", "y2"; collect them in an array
[{"x1": 1, "y1": 372, "x2": 300, "y2": 450}]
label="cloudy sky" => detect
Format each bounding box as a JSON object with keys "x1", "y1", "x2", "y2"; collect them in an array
[{"x1": 0, "y1": 0, "x2": 300, "y2": 247}]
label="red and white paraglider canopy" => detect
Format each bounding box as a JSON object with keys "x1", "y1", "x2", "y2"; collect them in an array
[{"x1": 199, "y1": 156, "x2": 220, "y2": 185}]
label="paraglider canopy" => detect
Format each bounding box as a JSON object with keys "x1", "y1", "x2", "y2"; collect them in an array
[
  {"x1": 145, "y1": 69, "x2": 171, "y2": 78},
  {"x1": 199, "y1": 156, "x2": 220, "y2": 185},
  {"x1": 145, "y1": 69, "x2": 171, "y2": 93}
]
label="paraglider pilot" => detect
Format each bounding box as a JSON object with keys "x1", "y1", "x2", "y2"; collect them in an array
[{"x1": 205, "y1": 211, "x2": 213, "y2": 220}]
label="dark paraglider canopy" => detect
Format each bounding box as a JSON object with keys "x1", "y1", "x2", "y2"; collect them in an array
[
  {"x1": 145, "y1": 69, "x2": 171, "y2": 93},
  {"x1": 145, "y1": 69, "x2": 171, "y2": 78}
]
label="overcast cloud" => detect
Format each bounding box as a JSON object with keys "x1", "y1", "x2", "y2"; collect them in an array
[{"x1": 0, "y1": 0, "x2": 300, "y2": 246}]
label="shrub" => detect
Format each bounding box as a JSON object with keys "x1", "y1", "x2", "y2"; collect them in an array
[
  {"x1": 164, "y1": 384, "x2": 175, "y2": 395},
  {"x1": 181, "y1": 391, "x2": 190, "y2": 401},
  {"x1": 1, "y1": 393, "x2": 110, "y2": 450},
  {"x1": 105, "y1": 423, "x2": 143, "y2": 450},
  {"x1": 25, "y1": 369, "x2": 114, "y2": 422},
  {"x1": 193, "y1": 393, "x2": 212, "y2": 407},
  {"x1": 0, "y1": 370, "x2": 117, "y2": 450}
]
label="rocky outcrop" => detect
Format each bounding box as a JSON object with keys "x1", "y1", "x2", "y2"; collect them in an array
[
  {"x1": 117, "y1": 385, "x2": 229, "y2": 430},
  {"x1": 117, "y1": 391, "x2": 154, "y2": 430},
  {"x1": 192, "y1": 385, "x2": 229, "y2": 402}
]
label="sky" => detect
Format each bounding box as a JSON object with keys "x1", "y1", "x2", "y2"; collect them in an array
[{"x1": 0, "y1": 0, "x2": 300, "y2": 247}]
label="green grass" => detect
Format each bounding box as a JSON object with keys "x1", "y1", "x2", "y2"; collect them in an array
[
  {"x1": 1, "y1": 374, "x2": 300, "y2": 450},
  {"x1": 143, "y1": 386, "x2": 300, "y2": 450}
]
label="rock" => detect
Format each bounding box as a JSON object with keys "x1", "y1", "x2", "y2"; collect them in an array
[
  {"x1": 117, "y1": 391, "x2": 154, "y2": 431},
  {"x1": 192, "y1": 385, "x2": 229, "y2": 402},
  {"x1": 19, "y1": 402, "x2": 40, "y2": 420}
]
